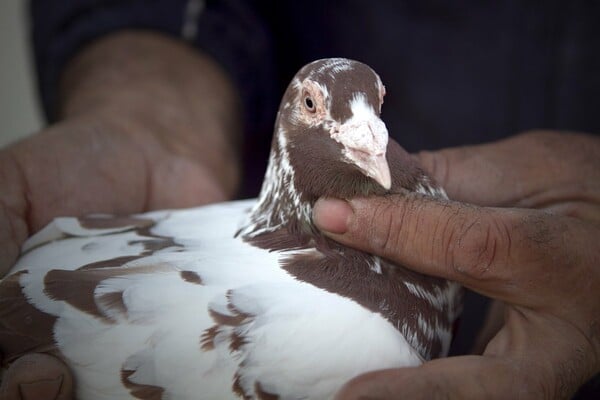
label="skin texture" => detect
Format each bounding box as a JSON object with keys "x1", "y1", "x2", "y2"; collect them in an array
[
  {"x1": 0, "y1": 31, "x2": 241, "y2": 399},
  {"x1": 312, "y1": 131, "x2": 600, "y2": 399}
]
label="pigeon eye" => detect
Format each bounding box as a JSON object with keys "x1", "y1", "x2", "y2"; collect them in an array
[{"x1": 304, "y1": 96, "x2": 316, "y2": 112}]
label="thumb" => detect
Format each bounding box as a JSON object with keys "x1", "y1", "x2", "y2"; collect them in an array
[
  {"x1": 311, "y1": 194, "x2": 578, "y2": 302},
  {"x1": 312, "y1": 194, "x2": 504, "y2": 289}
]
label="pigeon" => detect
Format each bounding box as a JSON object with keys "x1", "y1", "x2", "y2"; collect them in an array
[{"x1": 0, "y1": 58, "x2": 461, "y2": 400}]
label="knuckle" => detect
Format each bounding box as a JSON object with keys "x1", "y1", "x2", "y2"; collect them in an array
[{"x1": 445, "y1": 208, "x2": 512, "y2": 281}]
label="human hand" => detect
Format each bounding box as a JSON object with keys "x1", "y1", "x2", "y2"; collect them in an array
[
  {"x1": 312, "y1": 131, "x2": 600, "y2": 399},
  {"x1": 0, "y1": 30, "x2": 241, "y2": 277},
  {"x1": 0, "y1": 31, "x2": 241, "y2": 399},
  {"x1": 0, "y1": 113, "x2": 232, "y2": 275}
]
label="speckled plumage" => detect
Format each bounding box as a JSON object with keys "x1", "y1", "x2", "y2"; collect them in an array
[{"x1": 0, "y1": 59, "x2": 461, "y2": 400}]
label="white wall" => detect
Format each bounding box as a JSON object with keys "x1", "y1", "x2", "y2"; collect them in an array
[{"x1": 0, "y1": 0, "x2": 43, "y2": 148}]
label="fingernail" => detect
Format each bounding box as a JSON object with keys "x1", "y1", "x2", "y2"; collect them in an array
[
  {"x1": 19, "y1": 375, "x2": 63, "y2": 400},
  {"x1": 313, "y1": 198, "x2": 353, "y2": 234}
]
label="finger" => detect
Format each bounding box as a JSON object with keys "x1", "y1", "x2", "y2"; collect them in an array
[
  {"x1": 543, "y1": 200, "x2": 600, "y2": 224},
  {"x1": 335, "y1": 356, "x2": 523, "y2": 400},
  {"x1": 0, "y1": 353, "x2": 74, "y2": 400},
  {"x1": 336, "y1": 310, "x2": 597, "y2": 400},
  {"x1": 416, "y1": 131, "x2": 600, "y2": 208},
  {"x1": 312, "y1": 195, "x2": 592, "y2": 303},
  {"x1": 471, "y1": 300, "x2": 505, "y2": 355}
]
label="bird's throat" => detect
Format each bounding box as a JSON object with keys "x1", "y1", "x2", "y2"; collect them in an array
[{"x1": 238, "y1": 138, "x2": 316, "y2": 238}]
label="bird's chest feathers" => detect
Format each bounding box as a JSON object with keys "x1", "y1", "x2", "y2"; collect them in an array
[{"x1": 244, "y1": 227, "x2": 453, "y2": 359}]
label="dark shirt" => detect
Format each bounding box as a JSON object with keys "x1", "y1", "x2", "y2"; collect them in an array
[{"x1": 30, "y1": 0, "x2": 600, "y2": 195}]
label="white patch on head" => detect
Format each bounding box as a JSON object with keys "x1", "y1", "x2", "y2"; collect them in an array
[
  {"x1": 349, "y1": 93, "x2": 375, "y2": 120},
  {"x1": 330, "y1": 93, "x2": 388, "y2": 152},
  {"x1": 327, "y1": 93, "x2": 390, "y2": 188}
]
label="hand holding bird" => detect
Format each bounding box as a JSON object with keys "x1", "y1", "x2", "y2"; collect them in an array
[
  {"x1": 1, "y1": 58, "x2": 461, "y2": 399},
  {"x1": 317, "y1": 131, "x2": 600, "y2": 400},
  {"x1": 1, "y1": 32, "x2": 598, "y2": 400}
]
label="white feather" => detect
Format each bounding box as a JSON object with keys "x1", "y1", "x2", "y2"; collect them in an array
[{"x1": 6, "y1": 199, "x2": 424, "y2": 399}]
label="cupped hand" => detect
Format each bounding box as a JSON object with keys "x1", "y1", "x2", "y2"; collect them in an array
[
  {"x1": 0, "y1": 31, "x2": 241, "y2": 399},
  {"x1": 313, "y1": 131, "x2": 600, "y2": 399},
  {"x1": 0, "y1": 112, "x2": 231, "y2": 276},
  {"x1": 0, "y1": 114, "x2": 234, "y2": 400},
  {"x1": 0, "y1": 32, "x2": 242, "y2": 279}
]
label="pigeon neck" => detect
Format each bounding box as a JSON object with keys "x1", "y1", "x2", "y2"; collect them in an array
[{"x1": 239, "y1": 131, "x2": 316, "y2": 238}]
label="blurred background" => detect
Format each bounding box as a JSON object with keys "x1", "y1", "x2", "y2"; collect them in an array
[{"x1": 0, "y1": 0, "x2": 43, "y2": 148}]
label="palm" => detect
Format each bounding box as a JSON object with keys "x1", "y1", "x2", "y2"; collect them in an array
[{"x1": 0, "y1": 116, "x2": 230, "y2": 276}]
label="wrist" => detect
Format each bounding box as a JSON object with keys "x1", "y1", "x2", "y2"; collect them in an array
[
  {"x1": 68, "y1": 102, "x2": 238, "y2": 201},
  {"x1": 58, "y1": 30, "x2": 242, "y2": 198}
]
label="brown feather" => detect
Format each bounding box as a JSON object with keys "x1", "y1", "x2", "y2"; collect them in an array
[
  {"x1": 121, "y1": 369, "x2": 165, "y2": 400},
  {"x1": 79, "y1": 216, "x2": 154, "y2": 230},
  {"x1": 43, "y1": 263, "x2": 177, "y2": 322},
  {"x1": 0, "y1": 271, "x2": 57, "y2": 363}
]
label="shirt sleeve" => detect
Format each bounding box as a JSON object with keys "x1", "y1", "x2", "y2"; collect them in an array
[{"x1": 30, "y1": 0, "x2": 276, "y2": 136}]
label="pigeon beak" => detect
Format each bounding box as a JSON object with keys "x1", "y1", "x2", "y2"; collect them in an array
[
  {"x1": 363, "y1": 153, "x2": 392, "y2": 190},
  {"x1": 333, "y1": 115, "x2": 392, "y2": 191}
]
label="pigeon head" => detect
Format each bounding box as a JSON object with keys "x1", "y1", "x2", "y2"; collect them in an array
[
  {"x1": 242, "y1": 58, "x2": 433, "y2": 237},
  {"x1": 277, "y1": 58, "x2": 391, "y2": 198}
]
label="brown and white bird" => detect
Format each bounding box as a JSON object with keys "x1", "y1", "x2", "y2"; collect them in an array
[{"x1": 0, "y1": 58, "x2": 461, "y2": 399}]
